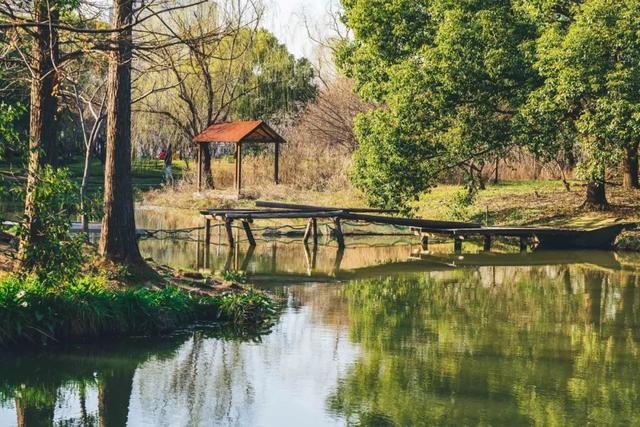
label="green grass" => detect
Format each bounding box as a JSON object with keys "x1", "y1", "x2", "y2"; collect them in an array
[
  {"x1": 0, "y1": 274, "x2": 276, "y2": 347},
  {"x1": 0, "y1": 156, "x2": 186, "y2": 194},
  {"x1": 413, "y1": 179, "x2": 640, "y2": 228}
]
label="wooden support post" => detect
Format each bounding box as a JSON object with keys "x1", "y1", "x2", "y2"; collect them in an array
[
  {"x1": 240, "y1": 245, "x2": 255, "y2": 271},
  {"x1": 274, "y1": 142, "x2": 280, "y2": 184},
  {"x1": 483, "y1": 235, "x2": 491, "y2": 252},
  {"x1": 454, "y1": 237, "x2": 463, "y2": 254},
  {"x1": 204, "y1": 219, "x2": 211, "y2": 268},
  {"x1": 520, "y1": 236, "x2": 527, "y2": 252},
  {"x1": 196, "y1": 228, "x2": 202, "y2": 270},
  {"x1": 312, "y1": 218, "x2": 318, "y2": 246},
  {"x1": 204, "y1": 218, "x2": 211, "y2": 247},
  {"x1": 333, "y1": 247, "x2": 345, "y2": 277},
  {"x1": 334, "y1": 217, "x2": 346, "y2": 249},
  {"x1": 224, "y1": 219, "x2": 234, "y2": 246},
  {"x1": 420, "y1": 233, "x2": 429, "y2": 250},
  {"x1": 242, "y1": 220, "x2": 256, "y2": 246},
  {"x1": 271, "y1": 244, "x2": 277, "y2": 272},
  {"x1": 223, "y1": 247, "x2": 234, "y2": 271},
  {"x1": 303, "y1": 218, "x2": 313, "y2": 244},
  {"x1": 311, "y1": 244, "x2": 318, "y2": 270},
  {"x1": 197, "y1": 143, "x2": 203, "y2": 191},
  {"x1": 304, "y1": 244, "x2": 312, "y2": 275},
  {"x1": 235, "y1": 143, "x2": 242, "y2": 195}
]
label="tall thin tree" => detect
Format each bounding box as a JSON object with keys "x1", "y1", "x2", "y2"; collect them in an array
[
  {"x1": 16, "y1": 0, "x2": 60, "y2": 270},
  {"x1": 99, "y1": 0, "x2": 143, "y2": 265}
]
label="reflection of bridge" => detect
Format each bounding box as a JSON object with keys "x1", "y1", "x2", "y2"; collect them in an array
[{"x1": 193, "y1": 235, "x2": 638, "y2": 284}]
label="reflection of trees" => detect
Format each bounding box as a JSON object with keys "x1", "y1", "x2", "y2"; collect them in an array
[
  {"x1": 329, "y1": 267, "x2": 640, "y2": 426},
  {"x1": 0, "y1": 334, "x2": 192, "y2": 426},
  {"x1": 99, "y1": 368, "x2": 135, "y2": 427},
  {"x1": 14, "y1": 386, "x2": 56, "y2": 427}
]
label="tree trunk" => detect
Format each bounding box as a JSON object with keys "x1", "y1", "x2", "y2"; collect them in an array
[
  {"x1": 80, "y1": 141, "x2": 93, "y2": 234},
  {"x1": 99, "y1": 0, "x2": 143, "y2": 265},
  {"x1": 583, "y1": 179, "x2": 608, "y2": 210},
  {"x1": 200, "y1": 143, "x2": 215, "y2": 189},
  {"x1": 16, "y1": 1, "x2": 59, "y2": 271},
  {"x1": 622, "y1": 142, "x2": 639, "y2": 189},
  {"x1": 39, "y1": 5, "x2": 59, "y2": 167},
  {"x1": 492, "y1": 157, "x2": 499, "y2": 184}
]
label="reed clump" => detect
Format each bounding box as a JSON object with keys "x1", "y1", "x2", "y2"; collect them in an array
[{"x1": 0, "y1": 274, "x2": 276, "y2": 347}]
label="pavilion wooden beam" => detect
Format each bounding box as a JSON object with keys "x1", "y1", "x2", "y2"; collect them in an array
[
  {"x1": 197, "y1": 143, "x2": 203, "y2": 191},
  {"x1": 235, "y1": 142, "x2": 242, "y2": 195}
]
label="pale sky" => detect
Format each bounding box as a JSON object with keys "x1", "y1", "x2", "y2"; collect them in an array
[{"x1": 263, "y1": 0, "x2": 339, "y2": 59}]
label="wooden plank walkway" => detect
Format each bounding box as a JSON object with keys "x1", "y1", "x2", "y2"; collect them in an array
[{"x1": 200, "y1": 201, "x2": 636, "y2": 251}]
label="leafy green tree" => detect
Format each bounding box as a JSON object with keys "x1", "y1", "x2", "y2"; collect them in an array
[
  {"x1": 232, "y1": 30, "x2": 317, "y2": 121},
  {"x1": 520, "y1": 0, "x2": 640, "y2": 207},
  {"x1": 16, "y1": 167, "x2": 84, "y2": 284},
  {"x1": 338, "y1": 1, "x2": 537, "y2": 211}
]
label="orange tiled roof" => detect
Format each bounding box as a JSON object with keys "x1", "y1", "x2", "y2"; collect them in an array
[{"x1": 192, "y1": 120, "x2": 284, "y2": 144}]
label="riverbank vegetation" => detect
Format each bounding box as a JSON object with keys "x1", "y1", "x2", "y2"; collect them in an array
[{"x1": 0, "y1": 274, "x2": 275, "y2": 347}]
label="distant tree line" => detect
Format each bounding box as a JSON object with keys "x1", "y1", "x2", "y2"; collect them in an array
[{"x1": 338, "y1": 0, "x2": 640, "y2": 211}]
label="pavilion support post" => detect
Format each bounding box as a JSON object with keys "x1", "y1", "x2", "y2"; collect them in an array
[
  {"x1": 303, "y1": 218, "x2": 313, "y2": 244},
  {"x1": 224, "y1": 218, "x2": 234, "y2": 246},
  {"x1": 197, "y1": 144, "x2": 203, "y2": 191},
  {"x1": 334, "y1": 217, "x2": 345, "y2": 249},
  {"x1": 274, "y1": 142, "x2": 280, "y2": 184},
  {"x1": 242, "y1": 220, "x2": 256, "y2": 246},
  {"x1": 235, "y1": 143, "x2": 243, "y2": 195},
  {"x1": 312, "y1": 218, "x2": 318, "y2": 246}
]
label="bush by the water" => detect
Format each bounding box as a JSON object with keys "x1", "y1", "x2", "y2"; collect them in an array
[
  {"x1": 0, "y1": 274, "x2": 276, "y2": 347},
  {"x1": 15, "y1": 167, "x2": 85, "y2": 283}
]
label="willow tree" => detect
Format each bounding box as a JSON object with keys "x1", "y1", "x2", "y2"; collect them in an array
[
  {"x1": 338, "y1": 0, "x2": 537, "y2": 211},
  {"x1": 134, "y1": 3, "x2": 316, "y2": 189},
  {"x1": 520, "y1": 0, "x2": 640, "y2": 208}
]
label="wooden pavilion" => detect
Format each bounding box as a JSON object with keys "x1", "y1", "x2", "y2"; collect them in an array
[{"x1": 192, "y1": 120, "x2": 285, "y2": 193}]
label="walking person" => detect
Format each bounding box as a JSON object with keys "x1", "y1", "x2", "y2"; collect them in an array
[{"x1": 162, "y1": 144, "x2": 174, "y2": 186}]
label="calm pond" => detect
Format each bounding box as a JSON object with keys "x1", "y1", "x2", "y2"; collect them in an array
[{"x1": 2, "y1": 228, "x2": 640, "y2": 426}]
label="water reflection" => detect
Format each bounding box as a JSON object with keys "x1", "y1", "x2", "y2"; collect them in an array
[
  {"x1": 329, "y1": 267, "x2": 640, "y2": 425},
  {"x1": 140, "y1": 235, "x2": 640, "y2": 282},
  {"x1": 2, "y1": 247, "x2": 640, "y2": 425}
]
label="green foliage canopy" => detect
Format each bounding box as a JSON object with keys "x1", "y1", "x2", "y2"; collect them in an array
[
  {"x1": 339, "y1": 1, "x2": 538, "y2": 210},
  {"x1": 519, "y1": 0, "x2": 640, "y2": 185}
]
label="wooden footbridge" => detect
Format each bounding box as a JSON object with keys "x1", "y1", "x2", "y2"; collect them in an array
[{"x1": 200, "y1": 201, "x2": 635, "y2": 251}]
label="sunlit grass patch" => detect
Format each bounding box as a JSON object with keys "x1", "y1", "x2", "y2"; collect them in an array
[{"x1": 0, "y1": 274, "x2": 276, "y2": 347}]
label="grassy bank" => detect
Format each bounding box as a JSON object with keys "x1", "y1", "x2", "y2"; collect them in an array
[
  {"x1": 0, "y1": 157, "x2": 185, "y2": 194},
  {"x1": 143, "y1": 178, "x2": 640, "y2": 227},
  {"x1": 141, "y1": 178, "x2": 640, "y2": 250},
  {"x1": 0, "y1": 273, "x2": 276, "y2": 347}
]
